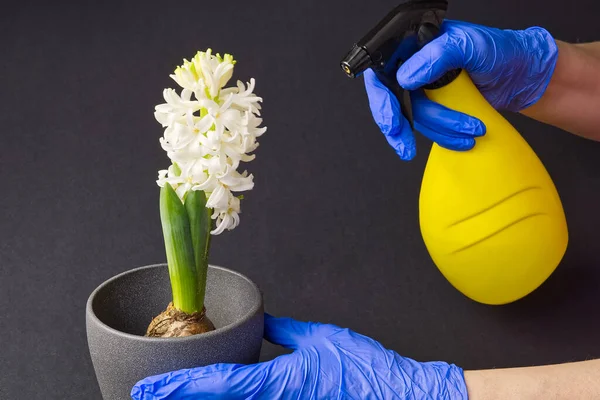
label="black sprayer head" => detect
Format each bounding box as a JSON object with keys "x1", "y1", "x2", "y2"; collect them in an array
[{"x1": 340, "y1": 0, "x2": 456, "y2": 132}]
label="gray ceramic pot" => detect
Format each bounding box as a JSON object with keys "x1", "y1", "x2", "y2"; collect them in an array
[{"x1": 86, "y1": 263, "x2": 264, "y2": 399}]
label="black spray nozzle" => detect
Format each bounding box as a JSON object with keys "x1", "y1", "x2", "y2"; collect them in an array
[
  {"x1": 341, "y1": 0, "x2": 454, "y2": 132},
  {"x1": 341, "y1": 45, "x2": 371, "y2": 78}
]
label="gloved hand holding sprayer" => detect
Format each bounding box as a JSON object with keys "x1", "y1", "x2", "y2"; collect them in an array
[
  {"x1": 363, "y1": 19, "x2": 558, "y2": 160},
  {"x1": 132, "y1": 1, "x2": 600, "y2": 399}
]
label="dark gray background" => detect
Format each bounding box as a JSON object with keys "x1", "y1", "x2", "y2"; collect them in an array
[{"x1": 2, "y1": 0, "x2": 600, "y2": 398}]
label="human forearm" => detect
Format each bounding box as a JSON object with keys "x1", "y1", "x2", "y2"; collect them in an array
[
  {"x1": 464, "y1": 359, "x2": 600, "y2": 400},
  {"x1": 522, "y1": 41, "x2": 600, "y2": 141},
  {"x1": 575, "y1": 42, "x2": 600, "y2": 59}
]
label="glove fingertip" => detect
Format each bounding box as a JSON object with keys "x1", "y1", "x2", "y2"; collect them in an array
[
  {"x1": 130, "y1": 380, "x2": 157, "y2": 400},
  {"x1": 457, "y1": 111, "x2": 486, "y2": 137},
  {"x1": 417, "y1": 122, "x2": 477, "y2": 153},
  {"x1": 398, "y1": 147, "x2": 416, "y2": 161},
  {"x1": 130, "y1": 384, "x2": 142, "y2": 400},
  {"x1": 455, "y1": 118, "x2": 486, "y2": 138},
  {"x1": 454, "y1": 138, "x2": 476, "y2": 152},
  {"x1": 473, "y1": 120, "x2": 487, "y2": 137},
  {"x1": 397, "y1": 135, "x2": 417, "y2": 162},
  {"x1": 384, "y1": 122, "x2": 415, "y2": 162},
  {"x1": 452, "y1": 115, "x2": 486, "y2": 138}
]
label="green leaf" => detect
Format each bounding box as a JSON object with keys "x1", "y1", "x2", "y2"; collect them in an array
[
  {"x1": 184, "y1": 190, "x2": 211, "y2": 311},
  {"x1": 160, "y1": 183, "x2": 199, "y2": 314}
]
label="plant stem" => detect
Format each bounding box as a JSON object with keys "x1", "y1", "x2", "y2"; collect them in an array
[
  {"x1": 184, "y1": 190, "x2": 211, "y2": 311},
  {"x1": 159, "y1": 183, "x2": 198, "y2": 314}
]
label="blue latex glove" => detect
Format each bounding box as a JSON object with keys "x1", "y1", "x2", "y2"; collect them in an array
[
  {"x1": 131, "y1": 314, "x2": 468, "y2": 399},
  {"x1": 365, "y1": 20, "x2": 559, "y2": 160}
]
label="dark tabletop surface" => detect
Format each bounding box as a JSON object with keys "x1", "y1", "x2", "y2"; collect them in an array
[{"x1": 2, "y1": 0, "x2": 600, "y2": 398}]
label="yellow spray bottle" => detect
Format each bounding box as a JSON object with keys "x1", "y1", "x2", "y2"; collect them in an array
[{"x1": 341, "y1": 0, "x2": 568, "y2": 305}]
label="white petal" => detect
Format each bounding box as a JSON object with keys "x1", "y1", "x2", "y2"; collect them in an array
[
  {"x1": 206, "y1": 184, "x2": 229, "y2": 210},
  {"x1": 181, "y1": 88, "x2": 193, "y2": 101},
  {"x1": 221, "y1": 172, "x2": 254, "y2": 192},
  {"x1": 195, "y1": 115, "x2": 214, "y2": 133},
  {"x1": 175, "y1": 182, "x2": 192, "y2": 200},
  {"x1": 210, "y1": 215, "x2": 229, "y2": 235},
  {"x1": 193, "y1": 174, "x2": 217, "y2": 191},
  {"x1": 229, "y1": 196, "x2": 241, "y2": 213}
]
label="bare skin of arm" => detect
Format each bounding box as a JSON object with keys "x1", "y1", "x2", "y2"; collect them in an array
[
  {"x1": 521, "y1": 41, "x2": 600, "y2": 141},
  {"x1": 574, "y1": 42, "x2": 600, "y2": 59},
  {"x1": 464, "y1": 359, "x2": 600, "y2": 399}
]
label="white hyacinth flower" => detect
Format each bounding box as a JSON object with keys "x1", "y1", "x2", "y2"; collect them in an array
[{"x1": 155, "y1": 49, "x2": 266, "y2": 235}]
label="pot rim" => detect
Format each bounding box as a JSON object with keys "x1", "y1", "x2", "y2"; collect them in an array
[{"x1": 86, "y1": 263, "x2": 263, "y2": 343}]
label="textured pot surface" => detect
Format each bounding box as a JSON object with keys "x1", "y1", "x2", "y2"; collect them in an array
[{"x1": 86, "y1": 264, "x2": 264, "y2": 400}]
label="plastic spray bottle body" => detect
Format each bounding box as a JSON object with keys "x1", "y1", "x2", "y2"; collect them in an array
[{"x1": 420, "y1": 71, "x2": 568, "y2": 304}]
